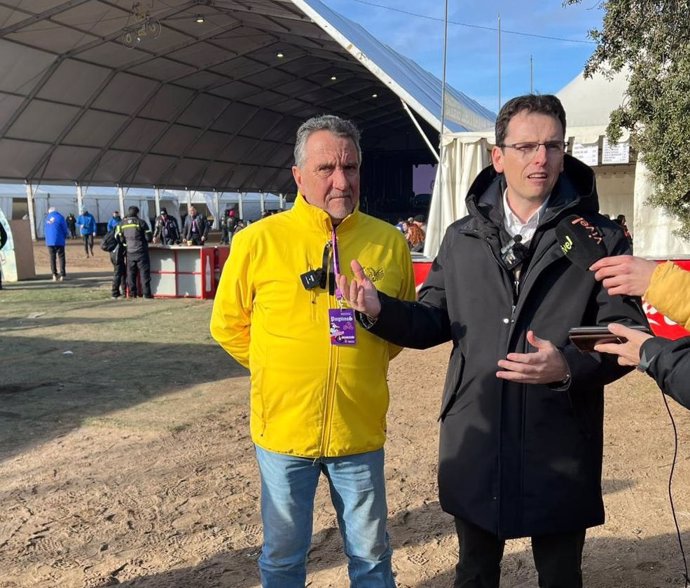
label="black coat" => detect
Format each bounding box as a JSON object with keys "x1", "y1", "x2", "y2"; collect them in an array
[
  {"x1": 369, "y1": 155, "x2": 648, "y2": 538},
  {"x1": 642, "y1": 336, "x2": 690, "y2": 409}
]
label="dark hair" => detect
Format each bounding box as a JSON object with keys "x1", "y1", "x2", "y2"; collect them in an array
[
  {"x1": 495, "y1": 94, "x2": 566, "y2": 147},
  {"x1": 128, "y1": 205, "x2": 139, "y2": 216},
  {"x1": 160, "y1": 207, "x2": 167, "y2": 214},
  {"x1": 294, "y1": 115, "x2": 361, "y2": 167}
]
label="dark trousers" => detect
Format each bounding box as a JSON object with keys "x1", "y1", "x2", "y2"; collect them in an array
[
  {"x1": 82, "y1": 234, "x2": 94, "y2": 255},
  {"x1": 126, "y1": 253, "x2": 151, "y2": 297},
  {"x1": 454, "y1": 518, "x2": 585, "y2": 588},
  {"x1": 48, "y1": 245, "x2": 66, "y2": 277},
  {"x1": 111, "y1": 261, "x2": 126, "y2": 296}
]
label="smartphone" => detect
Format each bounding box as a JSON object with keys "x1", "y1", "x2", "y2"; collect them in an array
[{"x1": 568, "y1": 325, "x2": 650, "y2": 352}]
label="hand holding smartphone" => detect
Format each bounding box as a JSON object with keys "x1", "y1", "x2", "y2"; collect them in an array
[{"x1": 568, "y1": 325, "x2": 651, "y2": 352}]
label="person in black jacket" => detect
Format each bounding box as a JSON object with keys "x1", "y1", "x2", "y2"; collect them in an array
[
  {"x1": 182, "y1": 206, "x2": 209, "y2": 245},
  {"x1": 0, "y1": 219, "x2": 7, "y2": 290},
  {"x1": 116, "y1": 206, "x2": 153, "y2": 298},
  {"x1": 152, "y1": 207, "x2": 180, "y2": 245},
  {"x1": 339, "y1": 94, "x2": 648, "y2": 588}
]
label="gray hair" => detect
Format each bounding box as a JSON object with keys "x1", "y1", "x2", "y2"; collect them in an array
[{"x1": 294, "y1": 115, "x2": 362, "y2": 168}]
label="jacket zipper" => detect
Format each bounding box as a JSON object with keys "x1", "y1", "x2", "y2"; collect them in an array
[{"x1": 319, "y1": 238, "x2": 337, "y2": 456}]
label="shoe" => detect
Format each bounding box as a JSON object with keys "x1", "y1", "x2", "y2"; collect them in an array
[
  {"x1": 110, "y1": 295, "x2": 120, "y2": 300},
  {"x1": 58, "y1": 275, "x2": 64, "y2": 282},
  {"x1": 144, "y1": 294, "x2": 154, "y2": 299},
  {"x1": 52, "y1": 275, "x2": 58, "y2": 282}
]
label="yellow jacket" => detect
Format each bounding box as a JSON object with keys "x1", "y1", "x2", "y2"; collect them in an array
[
  {"x1": 645, "y1": 262, "x2": 690, "y2": 330},
  {"x1": 210, "y1": 195, "x2": 416, "y2": 458}
]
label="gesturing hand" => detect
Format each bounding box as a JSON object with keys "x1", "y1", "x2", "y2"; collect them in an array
[
  {"x1": 336, "y1": 259, "x2": 382, "y2": 319},
  {"x1": 496, "y1": 330, "x2": 569, "y2": 385}
]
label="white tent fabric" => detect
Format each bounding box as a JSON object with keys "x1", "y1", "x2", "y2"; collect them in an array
[
  {"x1": 203, "y1": 193, "x2": 220, "y2": 230},
  {"x1": 0, "y1": 197, "x2": 12, "y2": 223},
  {"x1": 424, "y1": 133, "x2": 492, "y2": 258},
  {"x1": 633, "y1": 160, "x2": 689, "y2": 259}
]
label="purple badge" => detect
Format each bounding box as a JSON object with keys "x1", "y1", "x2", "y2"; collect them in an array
[{"x1": 328, "y1": 308, "x2": 357, "y2": 346}]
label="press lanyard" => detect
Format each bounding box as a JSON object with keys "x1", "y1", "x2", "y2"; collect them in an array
[
  {"x1": 331, "y1": 229, "x2": 343, "y2": 302},
  {"x1": 328, "y1": 228, "x2": 356, "y2": 345}
]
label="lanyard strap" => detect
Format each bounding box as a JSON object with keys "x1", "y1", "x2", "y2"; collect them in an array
[{"x1": 331, "y1": 229, "x2": 343, "y2": 301}]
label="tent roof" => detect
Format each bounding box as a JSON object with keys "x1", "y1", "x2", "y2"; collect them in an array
[
  {"x1": 557, "y1": 67, "x2": 630, "y2": 128},
  {"x1": 0, "y1": 0, "x2": 494, "y2": 193}
]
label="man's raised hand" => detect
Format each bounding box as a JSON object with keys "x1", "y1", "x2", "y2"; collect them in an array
[{"x1": 336, "y1": 259, "x2": 382, "y2": 319}]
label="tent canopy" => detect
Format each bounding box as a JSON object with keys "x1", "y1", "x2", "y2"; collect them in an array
[{"x1": 0, "y1": 0, "x2": 494, "y2": 194}]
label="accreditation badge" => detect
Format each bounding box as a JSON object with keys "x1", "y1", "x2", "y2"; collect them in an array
[{"x1": 328, "y1": 308, "x2": 356, "y2": 346}]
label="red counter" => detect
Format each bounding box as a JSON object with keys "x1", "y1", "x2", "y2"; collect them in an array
[{"x1": 149, "y1": 245, "x2": 219, "y2": 299}]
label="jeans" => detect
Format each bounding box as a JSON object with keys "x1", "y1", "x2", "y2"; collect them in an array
[
  {"x1": 255, "y1": 445, "x2": 395, "y2": 588},
  {"x1": 82, "y1": 234, "x2": 94, "y2": 255}
]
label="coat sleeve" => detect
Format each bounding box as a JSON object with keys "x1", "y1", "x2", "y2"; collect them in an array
[
  {"x1": 210, "y1": 230, "x2": 254, "y2": 368},
  {"x1": 366, "y1": 230, "x2": 453, "y2": 350},
  {"x1": 642, "y1": 336, "x2": 690, "y2": 409},
  {"x1": 644, "y1": 262, "x2": 690, "y2": 331},
  {"x1": 385, "y1": 237, "x2": 419, "y2": 359},
  {"x1": 561, "y1": 228, "x2": 649, "y2": 389}
]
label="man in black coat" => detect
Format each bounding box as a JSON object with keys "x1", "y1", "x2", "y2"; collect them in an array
[
  {"x1": 116, "y1": 205, "x2": 153, "y2": 298},
  {"x1": 339, "y1": 94, "x2": 648, "y2": 587},
  {"x1": 182, "y1": 206, "x2": 209, "y2": 245}
]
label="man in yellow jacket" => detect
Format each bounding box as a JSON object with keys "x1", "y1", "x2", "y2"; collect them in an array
[{"x1": 210, "y1": 115, "x2": 415, "y2": 587}]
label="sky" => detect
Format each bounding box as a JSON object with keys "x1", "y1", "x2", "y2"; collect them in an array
[{"x1": 321, "y1": 0, "x2": 605, "y2": 114}]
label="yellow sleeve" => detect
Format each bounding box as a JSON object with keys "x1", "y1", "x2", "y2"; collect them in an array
[
  {"x1": 644, "y1": 262, "x2": 690, "y2": 331},
  {"x1": 210, "y1": 233, "x2": 254, "y2": 369}
]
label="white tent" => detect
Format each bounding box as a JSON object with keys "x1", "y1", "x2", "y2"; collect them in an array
[{"x1": 425, "y1": 70, "x2": 689, "y2": 260}]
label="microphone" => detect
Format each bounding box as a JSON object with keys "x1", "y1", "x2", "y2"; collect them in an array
[
  {"x1": 555, "y1": 215, "x2": 607, "y2": 270},
  {"x1": 500, "y1": 234, "x2": 528, "y2": 270}
]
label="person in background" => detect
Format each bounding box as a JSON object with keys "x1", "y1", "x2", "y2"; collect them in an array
[
  {"x1": 109, "y1": 236, "x2": 126, "y2": 300},
  {"x1": 0, "y1": 219, "x2": 7, "y2": 290},
  {"x1": 591, "y1": 254, "x2": 690, "y2": 408},
  {"x1": 405, "y1": 221, "x2": 425, "y2": 252},
  {"x1": 613, "y1": 214, "x2": 633, "y2": 247},
  {"x1": 44, "y1": 206, "x2": 69, "y2": 282},
  {"x1": 338, "y1": 94, "x2": 647, "y2": 588},
  {"x1": 116, "y1": 205, "x2": 153, "y2": 299},
  {"x1": 107, "y1": 210, "x2": 121, "y2": 232},
  {"x1": 182, "y1": 205, "x2": 209, "y2": 246},
  {"x1": 77, "y1": 207, "x2": 97, "y2": 257},
  {"x1": 152, "y1": 207, "x2": 180, "y2": 245},
  {"x1": 66, "y1": 212, "x2": 77, "y2": 239},
  {"x1": 210, "y1": 114, "x2": 415, "y2": 587},
  {"x1": 413, "y1": 214, "x2": 427, "y2": 236}
]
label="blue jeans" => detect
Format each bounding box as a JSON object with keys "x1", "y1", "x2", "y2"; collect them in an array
[{"x1": 255, "y1": 445, "x2": 395, "y2": 588}]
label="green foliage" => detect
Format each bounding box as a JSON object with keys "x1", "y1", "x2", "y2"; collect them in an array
[{"x1": 565, "y1": 0, "x2": 690, "y2": 239}]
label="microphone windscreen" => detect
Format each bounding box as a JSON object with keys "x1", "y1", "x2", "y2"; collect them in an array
[{"x1": 555, "y1": 215, "x2": 607, "y2": 270}]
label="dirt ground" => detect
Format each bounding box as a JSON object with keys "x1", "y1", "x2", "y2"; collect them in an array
[{"x1": 1, "y1": 240, "x2": 690, "y2": 587}]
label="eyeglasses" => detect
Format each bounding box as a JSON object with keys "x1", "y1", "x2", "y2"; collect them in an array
[{"x1": 500, "y1": 141, "x2": 568, "y2": 157}]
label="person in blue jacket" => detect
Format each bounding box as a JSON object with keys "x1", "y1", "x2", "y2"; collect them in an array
[
  {"x1": 107, "y1": 210, "x2": 122, "y2": 232},
  {"x1": 77, "y1": 207, "x2": 97, "y2": 257},
  {"x1": 44, "y1": 207, "x2": 69, "y2": 281}
]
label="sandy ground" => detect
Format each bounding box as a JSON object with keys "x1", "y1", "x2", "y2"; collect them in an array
[{"x1": 1, "y1": 240, "x2": 690, "y2": 587}]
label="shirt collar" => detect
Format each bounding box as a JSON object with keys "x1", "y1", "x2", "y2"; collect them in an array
[{"x1": 502, "y1": 189, "x2": 550, "y2": 242}]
